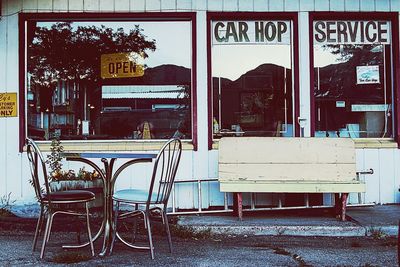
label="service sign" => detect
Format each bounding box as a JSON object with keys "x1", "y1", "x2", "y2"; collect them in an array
[
  {"x1": 212, "y1": 21, "x2": 291, "y2": 45},
  {"x1": 0, "y1": 93, "x2": 17, "y2": 117},
  {"x1": 314, "y1": 20, "x2": 390, "y2": 44},
  {"x1": 101, "y1": 52, "x2": 144, "y2": 79}
]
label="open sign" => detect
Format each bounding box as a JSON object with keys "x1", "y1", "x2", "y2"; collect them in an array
[{"x1": 101, "y1": 52, "x2": 144, "y2": 79}]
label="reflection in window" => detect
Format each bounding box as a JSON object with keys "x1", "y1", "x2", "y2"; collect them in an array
[
  {"x1": 211, "y1": 20, "x2": 294, "y2": 138},
  {"x1": 313, "y1": 20, "x2": 393, "y2": 138},
  {"x1": 26, "y1": 20, "x2": 192, "y2": 140}
]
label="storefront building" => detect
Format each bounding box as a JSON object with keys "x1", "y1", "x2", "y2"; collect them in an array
[{"x1": 1, "y1": 0, "x2": 400, "y2": 213}]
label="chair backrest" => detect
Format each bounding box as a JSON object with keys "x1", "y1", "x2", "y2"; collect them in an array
[
  {"x1": 26, "y1": 138, "x2": 51, "y2": 203},
  {"x1": 147, "y1": 138, "x2": 182, "y2": 206}
]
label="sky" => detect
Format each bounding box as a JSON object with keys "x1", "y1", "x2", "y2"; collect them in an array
[{"x1": 38, "y1": 21, "x2": 192, "y2": 69}]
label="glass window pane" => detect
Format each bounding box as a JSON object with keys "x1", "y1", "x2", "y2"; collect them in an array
[
  {"x1": 313, "y1": 20, "x2": 393, "y2": 138},
  {"x1": 26, "y1": 20, "x2": 192, "y2": 140},
  {"x1": 211, "y1": 20, "x2": 294, "y2": 138}
]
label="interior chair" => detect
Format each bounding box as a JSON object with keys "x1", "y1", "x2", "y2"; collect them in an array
[
  {"x1": 26, "y1": 138, "x2": 95, "y2": 259},
  {"x1": 110, "y1": 138, "x2": 182, "y2": 259}
]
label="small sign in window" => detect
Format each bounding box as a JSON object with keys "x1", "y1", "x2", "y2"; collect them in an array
[
  {"x1": 101, "y1": 52, "x2": 144, "y2": 79},
  {"x1": 0, "y1": 93, "x2": 17, "y2": 117},
  {"x1": 356, "y1": 65, "x2": 380, "y2": 84}
]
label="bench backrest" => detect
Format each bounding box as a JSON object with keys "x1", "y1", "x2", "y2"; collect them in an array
[{"x1": 219, "y1": 137, "x2": 357, "y2": 183}]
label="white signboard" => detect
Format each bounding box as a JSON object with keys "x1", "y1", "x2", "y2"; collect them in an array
[
  {"x1": 356, "y1": 65, "x2": 380, "y2": 84},
  {"x1": 212, "y1": 21, "x2": 291, "y2": 45},
  {"x1": 314, "y1": 21, "x2": 390, "y2": 44},
  {"x1": 351, "y1": 104, "x2": 388, "y2": 112}
]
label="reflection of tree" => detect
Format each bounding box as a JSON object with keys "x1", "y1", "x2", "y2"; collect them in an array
[
  {"x1": 321, "y1": 44, "x2": 382, "y2": 64},
  {"x1": 176, "y1": 84, "x2": 191, "y2": 137},
  {"x1": 28, "y1": 22, "x2": 156, "y2": 92}
]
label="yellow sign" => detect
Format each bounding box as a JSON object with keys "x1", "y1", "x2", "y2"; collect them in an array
[
  {"x1": 0, "y1": 93, "x2": 17, "y2": 117},
  {"x1": 101, "y1": 52, "x2": 145, "y2": 79}
]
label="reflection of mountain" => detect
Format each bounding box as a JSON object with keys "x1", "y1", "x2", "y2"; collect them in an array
[
  {"x1": 102, "y1": 64, "x2": 191, "y2": 85},
  {"x1": 212, "y1": 63, "x2": 292, "y2": 131},
  {"x1": 314, "y1": 53, "x2": 384, "y2": 102}
]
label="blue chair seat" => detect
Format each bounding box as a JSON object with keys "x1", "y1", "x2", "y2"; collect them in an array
[{"x1": 113, "y1": 189, "x2": 161, "y2": 203}]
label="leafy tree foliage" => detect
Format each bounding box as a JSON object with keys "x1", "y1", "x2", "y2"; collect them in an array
[{"x1": 28, "y1": 22, "x2": 156, "y2": 89}]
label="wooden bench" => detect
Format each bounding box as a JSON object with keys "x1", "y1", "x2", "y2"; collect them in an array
[{"x1": 218, "y1": 137, "x2": 367, "y2": 221}]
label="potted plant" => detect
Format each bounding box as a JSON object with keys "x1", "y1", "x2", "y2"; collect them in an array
[{"x1": 46, "y1": 138, "x2": 103, "y2": 207}]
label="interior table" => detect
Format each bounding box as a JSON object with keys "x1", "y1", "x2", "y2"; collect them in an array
[{"x1": 61, "y1": 152, "x2": 157, "y2": 256}]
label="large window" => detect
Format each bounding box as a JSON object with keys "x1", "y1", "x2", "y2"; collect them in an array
[
  {"x1": 312, "y1": 19, "x2": 394, "y2": 138},
  {"x1": 25, "y1": 17, "x2": 193, "y2": 141},
  {"x1": 210, "y1": 18, "x2": 295, "y2": 139}
]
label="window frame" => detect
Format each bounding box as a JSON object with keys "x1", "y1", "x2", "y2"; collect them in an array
[
  {"x1": 206, "y1": 12, "x2": 300, "y2": 150},
  {"x1": 19, "y1": 12, "x2": 197, "y2": 151},
  {"x1": 308, "y1": 12, "x2": 400, "y2": 146}
]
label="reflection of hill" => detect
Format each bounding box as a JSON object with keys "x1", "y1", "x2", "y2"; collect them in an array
[
  {"x1": 102, "y1": 64, "x2": 191, "y2": 85},
  {"x1": 213, "y1": 63, "x2": 289, "y2": 91},
  {"x1": 315, "y1": 55, "x2": 384, "y2": 102}
]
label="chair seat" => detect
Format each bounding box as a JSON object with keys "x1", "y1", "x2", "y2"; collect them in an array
[
  {"x1": 113, "y1": 189, "x2": 161, "y2": 204},
  {"x1": 43, "y1": 190, "x2": 95, "y2": 202}
]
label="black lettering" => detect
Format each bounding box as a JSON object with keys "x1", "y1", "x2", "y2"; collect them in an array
[
  {"x1": 214, "y1": 22, "x2": 226, "y2": 42},
  {"x1": 265, "y1": 22, "x2": 276, "y2": 42},
  {"x1": 123, "y1": 62, "x2": 129, "y2": 73},
  {"x1": 337, "y1": 21, "x2": 348, "y2": 43},
  {"x1": 277, "y1": 21, "x2": 287, "y2": 42},
  {"x1": 360, "y1": 21, "x2": 364, "y2": 43},
  {"x1": 238, "y1": 22, "x2": 250, "y2": 42},
  {"x1": 116, "y1": 62, "x2": 122, "y2": 73},
  {"x1": 108, "y1": 63, "x2": 115, "y2": 74},
  {"x1": 226, "y1": 22, "x2": 239, "y2": 42},
  {"x1": 366, "y1": 21, "x2": 377, "y2": 42},
  {"x1": 326, "y1": 21, "x2": 336, "y2": 42},
  {"x1": 377, "y1": 21, "x2": 387, "y2": 43},
  {"x1": 255, "y1": 21, "x2": 264, "y2": 42},
  {"x1": 314, "y1": 21, "x2": 326, "y2": 43},
  {"x1": 347, "y1": 21, "x2": 358, "y2": 42}
]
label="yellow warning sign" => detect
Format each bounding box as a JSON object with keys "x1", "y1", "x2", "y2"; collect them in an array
[
  {"x1": 101, "y1": 52, "x2": 145, "y2": 79},
  {"x1": 0, "y1": 93, "x2": 17, "y2": 117}
]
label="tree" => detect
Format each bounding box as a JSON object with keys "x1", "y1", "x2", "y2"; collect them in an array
[{"x1": 27, "y1": 21, "x2": 157, "y2": 94}]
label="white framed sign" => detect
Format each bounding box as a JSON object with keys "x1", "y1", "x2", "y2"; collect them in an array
[
  {"x1": 212, "y1": 20, "x2": 291, "y2": 45},
  {"x1": 314, "y1": 21, "x2": 390, "y2": 44},
  {"x1": 356, "y1": 65, "x2": 380, "y2": 84}
]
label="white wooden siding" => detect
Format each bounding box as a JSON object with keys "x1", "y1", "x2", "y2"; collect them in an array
[
  {"x1": 1, "y1": 0, "x2": 398, "y2": 13},
  {"x1": 0, "y1": 0, "x2": 400, "y2": 211}
]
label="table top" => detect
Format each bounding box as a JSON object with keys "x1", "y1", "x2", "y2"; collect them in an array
[{"x1": 61, "y1": 152, "x2": 157, "y2": 159}]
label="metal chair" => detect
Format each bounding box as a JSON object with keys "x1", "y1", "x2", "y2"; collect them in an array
[
  {"x1": 26, "y1": 138, "x2": 95, "y2": 259},
  {"x1": 110, "y1": 138, "x2": 182, "y2": 259}
]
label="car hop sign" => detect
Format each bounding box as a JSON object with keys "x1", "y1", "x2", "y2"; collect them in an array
[
  {"x1": 212, "y1": 21, "x2": 291, "y2": 45},
  {"x1": 313, "y1": 20, "x2": 390, "y2": 44},
  {"x1": 101, "y1": 52, "x2": 144, "y2": 79}
]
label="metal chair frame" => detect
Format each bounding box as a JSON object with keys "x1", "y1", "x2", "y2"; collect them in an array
[
  {"x1": 26, "y1": 138, "x2": 95, "y2": 259},
  {"x1": 110, "y1": 138, "x2": 182, "y2": 259}
]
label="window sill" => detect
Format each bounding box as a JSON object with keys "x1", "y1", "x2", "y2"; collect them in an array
[
  {"x1": 354, "y1": 138, "x2": 398, "y2": 149},
  {"x1": 212, "y1": 138, "x2": 398, "y2": 150},
  {"x1": 32, "y1": 140, "x2": 194, "y2": 152}
]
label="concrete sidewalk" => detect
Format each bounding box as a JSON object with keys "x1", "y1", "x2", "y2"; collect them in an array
[{"x1": 177, "y1": 204, "x2": 400, "y2": 237}]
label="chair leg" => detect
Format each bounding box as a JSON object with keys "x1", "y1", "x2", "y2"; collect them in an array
[
  {"x1": 110, "y1": 201, "x2": 119, "y2": 255},
  {"x1": 131, "y1": 203, "x2": 138, "y2": 243},
  {"x1": 46, "y1": 213, "x2": 55, "y2": 242},
  {"x1": 145, "y1": 212, "x2": 154, "y2": 259},
  {"x1": 40, "y1": 212, "x2": 54, "y2": 259},
  {"x1": 85, "y1": 203, "x2": 95, "y2": 257},
  {"x1": 163, "y1": 210, "x2": 173, "y2": 253},
  {"x1": 32, "y1": 205, "x2": 44, "y2": 252}
]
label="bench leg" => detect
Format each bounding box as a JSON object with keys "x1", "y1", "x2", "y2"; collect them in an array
[
  {"x1": 334, "y1": 193, "x2": 341, "y2": 218},
  {"x1": 340, "y1": 193, "x2": 349, "y2": 221},
  {"x1": 233, "y1": 193, "x2": 243, "y2": 220}
]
